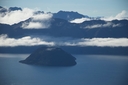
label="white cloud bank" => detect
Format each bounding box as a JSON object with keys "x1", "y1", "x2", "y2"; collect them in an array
[
  {"x1": 0, "y1": 34, "x2": 54, "y2": 47},
  {"x1": 22, "y1": 22, "x2": 43, "y2": 29},
  {"x1": 0, "y1": 34, "x2": 128, "y2": 47},
  {"x1": 84, "y1": 22, "x2": 121, "y2": 29},
  {"x1": 70, "y1": 10, "x2": 128, "y2": 24},
  {"x1": 68, "y1": 38, "x2": 128, "y2": 47},
  {"x1": 70, "y1": 18, "x2": 91, "y2": 23},
  {"x1": 0, "y1": 7, "x2": 53, "y2": 29},
  {"x1": 0, "y1": 8, "x2": 34, "y2": 25},
  {"x1": 101, "y1": 10, "x2": 128, "y2": 21},
  {"x1": 22, "y1": 13, "x2": 52, "y2": 29}
]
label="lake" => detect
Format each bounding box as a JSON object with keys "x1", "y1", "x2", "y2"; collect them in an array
[{"x1": 0, "y1": 54, "x2": 128, "y2": 85}]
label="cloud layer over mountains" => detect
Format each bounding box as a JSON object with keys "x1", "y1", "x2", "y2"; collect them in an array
[
  {"x1": 0, "y1": 7, "x2": 128, "y2": 48},
  {"x1": 0, "y1": 7, "x2": 53, "y2": 29},
  {"x1": 0, "y1": 34, "x2": 54, "y2": 47},
  {"x1": 101, "y1": 10, "x2": 128, "y2": 21},
  {"x1": 84, "y1": 22, "x2": 121, "y2": 29},
  {"x1": 0, "y1": 8, "x2": 34, "y2": 25},
  {"x1": 0, "y1": 34, "x2": 128, "y2": 47},
  {"x1": 22, "y1": 13, "x2": 52, "y2": 29},
  {"x1": 0, "y1": 7, "x2": 128, "y2": 25},
  {"x1": 70, "y1": 10, "x2": 128, "y2": 23}
]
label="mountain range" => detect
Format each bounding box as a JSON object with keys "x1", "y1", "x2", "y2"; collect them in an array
[{"x1": 0, "y1": 6, "x2": 128, "y2": 55}]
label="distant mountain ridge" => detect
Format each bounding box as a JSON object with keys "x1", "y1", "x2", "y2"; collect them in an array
[
  {"x1": 9, "y1": 7, "x2": 22, "y2": 11},
  {"x1": 0, "y1": 6, "x2": 92, "y2": 21},
  {"x1": 0, "y1": 6, "x2": 128, "y2": 38},
  {"x1": 0, "y1": 6, "x2": 22, "y2": 13},
  {"x1": 1, "y1": 19, "x2": 127, "y2": 38},
  {"x1": 53, "y1": 10, "x2": 89, "y2": 21}
]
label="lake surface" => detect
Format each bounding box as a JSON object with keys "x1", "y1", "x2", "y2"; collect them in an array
[{"x1": 0, "y1": 54, "x2": 128, "y2": 85}]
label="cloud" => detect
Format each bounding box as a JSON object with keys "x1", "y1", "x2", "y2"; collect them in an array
[
  {"x1": 84, "y1": 22, "x2": 121, "y2": 29},
  {"x1": 101, "y1": 10, "x2": 128, "y2": 21},
  {"x1": 52, "y1": 37, "x2": 128, "y2": 47},
  {"x1": 22, "y1": 13, "x2": 52, "y2": 29},
  {"x1": 0, "y1": 34, "x2": 128, "y2": 47},
  {"x1": 21, "y1": 22, "x2": 43, "y2": 29},
  {"x1": 70, "y1": 10, "x2": 128, "y2": 24},
  {"x1": 32, "y1": 13, "x2": 52, "y2": 21},
  {"x1": 0, "y1": 8, "x2": 34, "y2": 25},
  {"x1": 70, "y1": 18, "x2": 91, "y2": 23},
  {"x1": 0, "y1": 34, "x2": 54, "y2": 47},
  {"x1": 0, "y1": 7, "x2": 53, "y2": 29},
  {"x1": 71, "y1": 38, "x2": 128, "y2": 47}
]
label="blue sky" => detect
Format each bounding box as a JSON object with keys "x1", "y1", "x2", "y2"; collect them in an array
[{"x1": 0, "y1": 0, "x2": 128, "y2": 17}]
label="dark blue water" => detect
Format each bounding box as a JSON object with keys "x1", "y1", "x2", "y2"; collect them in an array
[{"x1": 0, "y1": 54, "x2": 128, "y2": 85}]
